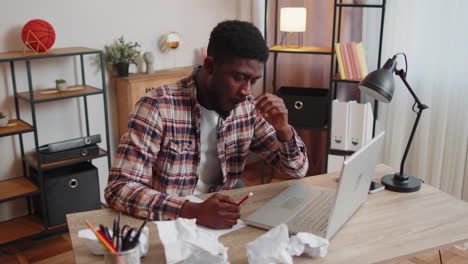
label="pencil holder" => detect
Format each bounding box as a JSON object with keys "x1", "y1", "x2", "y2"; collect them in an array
[{"x1": 104, "y1": 243, "x2": 140, "y2": 264}]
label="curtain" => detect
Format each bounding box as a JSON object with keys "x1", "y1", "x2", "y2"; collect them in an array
[{"x1": 365, "y1": 0, "x2": 468, "y2": 199}]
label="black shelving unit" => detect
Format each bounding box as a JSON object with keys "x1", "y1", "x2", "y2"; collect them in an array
[
  {"x1": 0, "y1": 47, "x2": 111, "y2": 246},
  {"x1": 262, "y1": 0, "x2": 386, "y2": 174},
  {"x1": 328, "y1": 0, "x2": 386, "y2": 159}
]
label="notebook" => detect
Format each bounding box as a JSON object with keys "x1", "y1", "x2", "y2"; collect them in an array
[{"x1": 244, "y1": 132, "x2": 385, "y2": 239}]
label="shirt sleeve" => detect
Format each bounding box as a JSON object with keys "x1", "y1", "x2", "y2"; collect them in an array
[
  {"x1": 104, "y1": 96, "x2": 187, "y2": 220},
  {"x1": 249, "y1": 114, "x2": 309, "y2": 178}
]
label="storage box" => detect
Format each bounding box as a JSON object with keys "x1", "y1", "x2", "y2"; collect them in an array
[
  {"x1": 31, "y1": 162, "x2": 100, "y2": 227},
  {"x1": 276, "y1": 87, "x2": 329, "y2": 129}
]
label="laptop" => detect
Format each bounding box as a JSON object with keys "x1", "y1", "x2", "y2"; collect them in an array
[{"x1": 244, "y1": 131, "x2": 385, "y2": 239}]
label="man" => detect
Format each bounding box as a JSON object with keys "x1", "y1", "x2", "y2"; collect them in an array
[{"x1": 105, "y1": 20, "x2": 308, "y2": 229}]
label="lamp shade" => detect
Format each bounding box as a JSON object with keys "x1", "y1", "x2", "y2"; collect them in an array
[
  {"x1": 280, "y1": 7, "x2": 307, "y2": 32},
  {"x1": 358, "y1": 56, "x2": 398, "y2": 103}
]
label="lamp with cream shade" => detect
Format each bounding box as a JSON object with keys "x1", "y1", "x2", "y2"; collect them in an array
[{"x1": 280, "y1": 7, "x2": 307, "y2": 48}]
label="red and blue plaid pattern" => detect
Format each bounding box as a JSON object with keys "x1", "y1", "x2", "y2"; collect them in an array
[{"x1": 105, "y1": 72, "x2": 309, "y2": 220}]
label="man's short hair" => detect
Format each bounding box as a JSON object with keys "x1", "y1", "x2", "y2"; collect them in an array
[{"x1": 208, "y1": 20, "x2": 269, "y2": 63}]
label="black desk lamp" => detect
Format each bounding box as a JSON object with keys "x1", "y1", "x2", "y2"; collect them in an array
[{"x1": 358, "y1": 53, "x2": 429, "y2": 192}]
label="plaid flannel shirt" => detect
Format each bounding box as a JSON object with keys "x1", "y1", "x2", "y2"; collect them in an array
[{"x1": 105, "y1": 72, "x2": 309, "y2": 220}]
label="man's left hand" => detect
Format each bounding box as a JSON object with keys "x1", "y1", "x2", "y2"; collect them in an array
[{"x1": 254, "y1": 93, "x2": 293, "y2": 142}]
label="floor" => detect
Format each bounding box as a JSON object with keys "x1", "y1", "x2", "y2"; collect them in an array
[{"x1": 0, "y1": 161, "x2": 467, "y2": 264}]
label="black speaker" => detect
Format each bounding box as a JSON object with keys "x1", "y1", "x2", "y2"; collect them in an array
[
  {"x1": 31, "y1": 162, "x2": 100, "y2": 227},
  {"x1": 276, "y1": 87, "x2": 329, "y2": 129}
]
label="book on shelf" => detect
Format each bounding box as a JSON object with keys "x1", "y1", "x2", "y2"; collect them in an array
[
  {"x1": 340, "y1": 42, "x2": 354, "y2": 80},
  {"x1": 334, "y1": 43, "x2": 347, "y2": 79},
  {"x1": 349, "y1": 42, "x2": 361, "y2": 80},
  {"x1": 334, "y1": 42, "x2": 369, "y2": 81},
  {"x1": 355, "y1": 42, "x2": 369, "y2": 78}
]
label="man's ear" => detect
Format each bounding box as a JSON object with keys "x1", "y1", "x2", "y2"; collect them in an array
[{"x1": 203, "y1": 56, "x2": 215, "y2": 74}]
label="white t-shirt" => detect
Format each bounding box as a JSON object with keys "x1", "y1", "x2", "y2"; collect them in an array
[{"x1": 193, "y1": 106, "x2": 223, "y2": 194}]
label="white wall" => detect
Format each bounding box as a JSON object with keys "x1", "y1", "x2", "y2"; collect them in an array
[{"x1": 0, "y1": 0, "x2": 252, "y2": 222}]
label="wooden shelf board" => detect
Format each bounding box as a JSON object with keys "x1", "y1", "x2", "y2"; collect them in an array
[
  {"x1": 0, "y1": 119, "x2": 34, "y2": 137},
  {"x1": 333, "y1": 73, "x2": 362, "y2": 83},
  {"x1": 16, "y1": 85, "x2": 103, "y2": 103},
  {"x1": 336, "y1": 3, "x2": 384, "y2": 8},
  {"x1": 329, "y1": 149, "x2": 355, "y2": 156},
  {"x1": 0, "y1": 47, "x2": 99, "y2": 62},
  {"x1": 0, "y1": 177, "x2": 39, "y2": 202},
  {"x1": 270, "y1": 45, "x2": 332, "y2": 54},
  {"x1": 0, "y1": 215, "x2": 45, "y2": 245},
  {"x1": 48, "y1": 223, "x2": 68, "y2": 230},
  {"x1": 25, "y1": 149, "x2": 108, "y2": 170}
]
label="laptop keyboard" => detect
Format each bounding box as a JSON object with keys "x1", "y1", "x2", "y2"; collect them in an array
[{"x1": 287, "y1": 190, "x2": 335, "y2": 235}]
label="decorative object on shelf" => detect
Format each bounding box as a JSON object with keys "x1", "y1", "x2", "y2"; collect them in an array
[
  {"x1": 143, "y1": 51, "x2": 155, "y2": 74},
  {"x1": 359, "y1": 53, "x2": 429, "y2": 193},
  {"x1": 0, "y1": 112, "x2": 8, "y2": 127},
  {"x1": 159, "y1": 32, "x2": 181, "y2": 53},
  {"x1": 21, "y1": 19, "x2": 56, "y2": 53},
  {"x1": 198, "y1": 47, "x2": 207, "y2": 65},
  {"x1": 280, "y1": 7, "x2": 307, "y2": 48},
  {"x1": 104, "y1": 36, "x2": 141, "y2": 77},
  {"x1": 55, "y1": 78, "x2": 68, "y2": 92}
]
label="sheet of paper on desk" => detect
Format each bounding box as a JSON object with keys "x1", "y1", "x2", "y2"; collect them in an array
[{"x1": 184, "y1": 195, "x2": 246, "y2": 237}]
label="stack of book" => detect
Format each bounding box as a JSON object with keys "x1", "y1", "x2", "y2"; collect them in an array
[{"x1": 334, "y1": 42, "x2": 369, "y2": 80}]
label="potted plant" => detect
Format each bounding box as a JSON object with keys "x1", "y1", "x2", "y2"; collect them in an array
[
  {"x1": 0, "y1": 112, "x2": 8, "y2": 127},
  {"x1": 104, "y1": 36, "x2": 141, "y2": 77},
  {"x1": 55, "y1": 78, "x2": 68, "y2": 91}
]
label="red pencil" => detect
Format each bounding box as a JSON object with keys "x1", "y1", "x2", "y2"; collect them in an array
[{"x1": 236, "y1": 192, "x2": 253, "y2": 206}]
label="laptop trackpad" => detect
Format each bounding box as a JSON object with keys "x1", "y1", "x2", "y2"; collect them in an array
[
  {"x1": 245, "y1": 183, "x2": 311, "y2": 228},
  {"x1": 281, "y1": 196, "x2": 305, "y2": 210}
]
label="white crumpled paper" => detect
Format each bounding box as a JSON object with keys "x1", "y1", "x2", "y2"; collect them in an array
[
  {"x1": 155, "y1": 218, "x2": 229, "y2": 264},
  {"x1": 78, "y1": 226, "x2": 149, "y2": 256},
  {"x1": 246, "y1": 224, "x2": 329, "y2": 264}
]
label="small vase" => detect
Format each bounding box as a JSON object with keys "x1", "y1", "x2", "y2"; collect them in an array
[
  {"x1": 115, "y1": 62, "x2": 129, "y2": 77},
  {"x1": 56, "y1": 83, "x2": 68, "y2": 92},
  {"x1": 0, "y1": 117, "x2": 8, "y2": 127}
]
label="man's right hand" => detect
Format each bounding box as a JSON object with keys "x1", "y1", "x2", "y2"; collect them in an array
[{"x1": 180, "y1": 193, "x2": 240, "y2": 229}]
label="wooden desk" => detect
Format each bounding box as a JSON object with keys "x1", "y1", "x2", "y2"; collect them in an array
[{"x1": 67, "y1": 165, "x2": 468, "y2": 263}]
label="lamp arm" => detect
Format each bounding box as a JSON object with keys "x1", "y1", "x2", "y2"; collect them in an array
[
  {"x1": 396, "y1": 70, "x2": 425, "y2": 107},
  {"x1": 395, "y1": 71, "x2": 429, "y2": 179}
]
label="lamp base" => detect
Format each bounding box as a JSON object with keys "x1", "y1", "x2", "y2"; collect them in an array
[{"x1": 381, "y1": 173, "x2": 421, "y2": 193}]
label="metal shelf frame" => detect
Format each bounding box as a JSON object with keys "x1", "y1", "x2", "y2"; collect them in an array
[
  {"x1": 0, "y1": 47, "x2": 111, "y2": 246},
  {"x1": 262, "y1": 0, "x2": 386, "y2": 174},
  {"x1": 328, "y1": 0, "x2": 386, "y2": 158}
]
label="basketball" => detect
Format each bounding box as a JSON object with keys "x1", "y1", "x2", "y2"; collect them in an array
[{"x1": 21, "y1": 19, "x2": 56, "y2": 52}]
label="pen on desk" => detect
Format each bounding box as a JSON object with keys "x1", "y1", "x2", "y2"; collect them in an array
[
  {"x1": 112, "y1": 219, "x2": 117, "y2": 246},
  {"x1": 236, "y1": 192, "x2": 253, "y2": 206},
  {"x1": 100, "y1": 224, "x2": 112, "y2": 241},
  {"x1": 116, "y1": 212, "x2": 121, "y2": 251}
]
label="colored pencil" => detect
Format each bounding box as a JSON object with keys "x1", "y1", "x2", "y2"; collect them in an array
[
  {"x1": 236, "y1": 192, "x2": 253, "y2": 206},
  {"x1": 85, "y1": 219, "x2": 118, "y2": 253}
]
